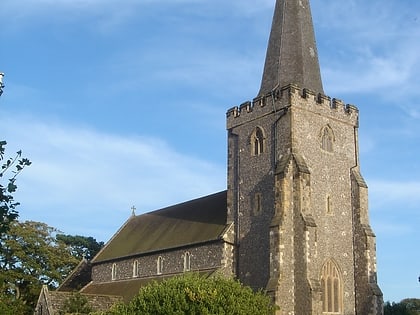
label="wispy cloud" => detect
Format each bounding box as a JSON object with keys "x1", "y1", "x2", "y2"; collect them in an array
[
  {"x1": 316, "y1": 0, "x2": 420, "y2": 107},
  {"x1": 372, "y1": 221, "x2": 413, "y2": 237},
  {"x1": 110, "y1": 45, "x2": 263, "y2": 102},
  {"x1": 369, "y1": 180, "x2": 420, "y2": 210},
  {"x1": 0, "y1": 116, "x2": 225, "y2": 240},
  {"x1": 0, "y1": 0, "x2": 273, "y2": 31}
]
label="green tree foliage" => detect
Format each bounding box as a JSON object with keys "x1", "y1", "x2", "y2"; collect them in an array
[
  {"x1": 0, "y1": 141, "x2": 31, "y2": 235},
  {"x1": 59, "y1": 291, "x2": 93, "y2": 315},
  {"x1": 0, "y1": 221, "x2": 79, "y2": 314},
  {"x1": 102, "y1": 273, "x2": 277, "y2": 315},
  {"x1": 57, "y1": 234, "x2": 104, "y2": 260},
  {"x1": 402, "y1": 299, "x2": 420, "y2": 314},
  {"x1": 384, "y1": 299, "x2": 420, "y2": 315},
  {"x1": 0, "y1": 292, "x2": 28, "y2": 315}
]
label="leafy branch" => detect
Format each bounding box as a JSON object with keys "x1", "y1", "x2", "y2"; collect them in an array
[{"x1": 0, "y1": 141, "x2": 31, "y2": 235}]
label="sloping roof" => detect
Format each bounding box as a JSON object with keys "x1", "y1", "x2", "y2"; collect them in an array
[
  {"x1": 81, "y1": 279, "x2": 148, "y2": 303},
  {"x1": 81, "y1": 270, "x2": 217, "y2": 302},
  {"x1": 259, "y1": 0, "x2": 324, "y2": 95},
  {"x1": 93, "y1": 191, "x2": 228, "y2": 263},
  {"x1": 36, "y1": 285, "x2": 122, "y2": 314},
  {"x1": 57, "y1": 258, "x2": 92, "y2": 292},
  {"x1": 276, "y1": 153, "x2": 310, "y2": 176}
]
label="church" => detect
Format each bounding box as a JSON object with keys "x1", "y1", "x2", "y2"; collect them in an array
[{"x1": 35, "y1": 0, "x2": 383, "y2": 314}]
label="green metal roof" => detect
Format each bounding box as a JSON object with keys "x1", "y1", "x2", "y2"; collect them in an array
[{"x1": 93, "y1": 191, "x2": 228, "y2": 263}]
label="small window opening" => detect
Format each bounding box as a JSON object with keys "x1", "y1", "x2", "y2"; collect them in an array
[
  {"x1": 326, "y1": 196, "x2": 332, "y2": 215},
  {"x1": 133, "y1": 260, "x2": 139, "y2": 277},
  {"x1": 111, "y1": 263, "x2": 117, "y2": 281},
  {"x1": 184, "y1": 252, "x2": 191, "y2": 272},
  {"x1": 254, "y1": 193, "x2": 263, "y2": 215},
  {"x1": 157, "y1": 256, "x2": 163, "y2": 275}
]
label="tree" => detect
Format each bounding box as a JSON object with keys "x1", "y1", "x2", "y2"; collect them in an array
[
  {"x1": 102, "y1": 273, "x2": 278, "y2": 315},
  {"x1": 0, "y1": 141, "x2": 31, "y2": 235},
  {"x1": 0, "y1": 292, "x2": 28, "y2": 315},
  {"x1": 59, "y1": 291, "x2": 93, "y2": 315},
  {"x1": 0, "y1": 220, "x2": 79, "y2": 314},
  {"x1": 402, "y1": 299, "x2": 420, "y2": 314},
  {"x1": 384, "y1": 299, "x2": 420, "y2": 315},
  {"x1": 57, "y1": 234, "x2": 104, "y2": 260}
]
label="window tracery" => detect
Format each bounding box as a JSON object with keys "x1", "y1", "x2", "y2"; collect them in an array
[
  {"x1": 321, "y1": 259, "x2": 343, "y2": 314},
  {"x1": 251, "y1": 127, "x2": 265, "y2": 156}
]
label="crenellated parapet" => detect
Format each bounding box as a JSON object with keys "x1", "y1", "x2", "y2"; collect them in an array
[{"x1": 227, "y1": 84, "x2": 359, "y2": 129}]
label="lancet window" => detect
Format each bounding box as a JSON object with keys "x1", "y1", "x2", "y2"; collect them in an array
[
  {"x1": 157, "y1": 256, "x2": 163, "y2": 275},
  {"x1": 326, "y1": 196, "x2": 332, "y2": 215},
  {"x1": 111, "y1": 263, "x2": 117, "y2": 281},
  {"x1": 184, "y1": 252, "x2": 191, "y2": 272},
  {"x1": 253, "y1": 193, "x2": 263, "y2": 215},
  {"x1": 133, "y1": 260, "x2": 139, "y2": 277}
]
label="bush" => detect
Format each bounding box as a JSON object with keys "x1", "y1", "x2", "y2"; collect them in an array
[
  {"x1": 102, "y1": 273, "x2": 277, "y2": 315},
  {"x1": 59, "y1": 291, "x2": 93, "y2": 315}
]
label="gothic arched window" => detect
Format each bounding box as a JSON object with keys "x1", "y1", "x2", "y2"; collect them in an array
[
  {"x1": 184, "y1": 252, "x2": 191, "y2": 272},
  {"x1": 321, "y1": 259, "x2": 343, "y2": 314},
  {"x1": 321, "y1": 126, "x2": 334, "y2": 152},
  {"x1": 157, "y1": 256, "x2": 163, "y2": 275},
  {"x1": 251, "y1": 127, "x2": 265, "y2": 156},
  {"x1": 111, "y1": 263, "x2": 117, "y2": 281},
  {"x1": 133, "y1": 260, "x2": 139, "y2": 277}
]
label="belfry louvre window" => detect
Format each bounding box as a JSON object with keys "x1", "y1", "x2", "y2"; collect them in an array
[
  {"x1": 321, "y1": 259, "x2": 343, "y2": 314},
  {"x1": 252, "y1": 127, "x2": 265, "y2": 156},
  {"x1": 321, "y1": 126, "x2": 334, "y2": 152}
]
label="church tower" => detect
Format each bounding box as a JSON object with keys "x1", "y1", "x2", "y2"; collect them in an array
[{"x1": 226, "y1": 0, "x2": 383, "y2": 314}]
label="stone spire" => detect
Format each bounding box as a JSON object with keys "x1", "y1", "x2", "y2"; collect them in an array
[{"x1": 258, "y1": 0, "x2": 324, "y2": 96}]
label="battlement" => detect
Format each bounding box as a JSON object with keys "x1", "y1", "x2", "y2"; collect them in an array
[{"x1": 226, "y1": 84, "x2": 359, "y2": 129}]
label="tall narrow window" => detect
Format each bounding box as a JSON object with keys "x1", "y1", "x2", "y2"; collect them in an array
[
  {"x1": 321, "y1": 126, "x2": 334, "y2": 152},
  {"x1": 133, "y1": 260, "x2": 139, "y2": 277},
  {"x1": 111, "y1": 263, "x2": 117, "y2": 281},
  {"x1": 252, "y1": 127, "x2": 265, "y2": 156},
  {"x1": 184, "y1": 252, "x2": 191, "y2": 272},
  {"x1": 321, "y1": 259, "x2": 343, "y2": 314},
  {"x1": 157, "y1": 256, "x2": 163, "y2": 275},
  {"x1": 326, "y1": 196, "x2": 332, "y2": 215},
  {"x1": 253, "y1": 193, "x2": 263, "y2": 215}
]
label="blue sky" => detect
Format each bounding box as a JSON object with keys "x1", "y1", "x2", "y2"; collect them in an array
[{"x1": 0, "y1": 0, "x2": 419, "y2": 303}]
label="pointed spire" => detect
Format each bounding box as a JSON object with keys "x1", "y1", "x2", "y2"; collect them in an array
[{"x1": 258, "y1": 0, "x2": 324, "y2": 96}]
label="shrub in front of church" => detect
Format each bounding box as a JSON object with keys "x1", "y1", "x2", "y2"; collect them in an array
[
  {"x1": 100, "y1": 273, "x2": 278, "y2": 315},
  {"x1": 59, "y1": 291, "x2": 93, "y2": 315}
]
